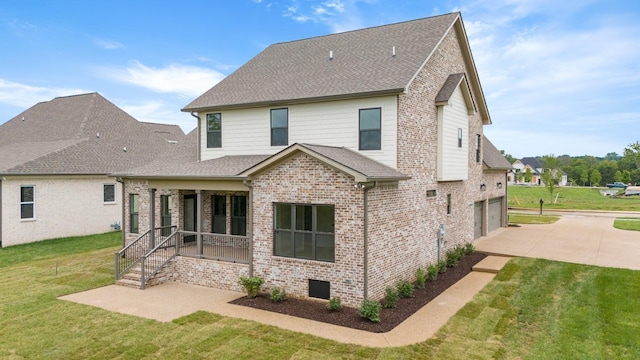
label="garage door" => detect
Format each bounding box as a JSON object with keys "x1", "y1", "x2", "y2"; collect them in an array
[
  {"x1": 488, "y1": 197, "x2": 503, "y2": 233},
  {"x1": 474, "y1": 201, "x2": 483, "y2": 239}
]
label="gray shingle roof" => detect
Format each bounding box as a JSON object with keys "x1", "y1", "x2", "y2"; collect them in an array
[
  {"x1": 0, "y1": 93, "x2": 185, "y2": 175},
  {"x1": 483, "y1": 136, "x2": 512, "y2": 170},
  {"x1": 435, "y1": 73, "x2": 466, "y2": 104},
  {"x1": 520, "y1": 157, "x2": 542, "y2": 169},
  {"x1": 183, "y1": 13, "x2": 460, "y2": 111}
]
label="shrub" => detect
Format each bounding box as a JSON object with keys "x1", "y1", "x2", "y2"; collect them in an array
[
  {"x1": 238, "y1": 276, "x2": 264, "y2": 298},
  {"x1": 465, "y1": 242, "x2": 475, "y2": 255},
  {"x1": 427, "y1": 264, "x2": 439, "y2": 281},
  {"x1": 359, "y1": 299, "x2": 381, "y2": 323},
  {"x1": 446, "y1": 246, "x2": 464, "y2": 267},
  {"x1": 384, "y1": 286, "x2": 399, "y2": 308},
  {"x1": 269, "y1": 287, "x2": 287, "y2": 302},
  {"x1": 438, "y1": 260, "x2": 447, "y2": 274},
  {"x1": 415, "y1": 267, "x2": 426, "y2": 289},
  {"x1": 396, "y1": 280, "x2": 414, "y2": 298},
  {"x1": 327, "y1": 297, "x2": 342, "y2": 312}
]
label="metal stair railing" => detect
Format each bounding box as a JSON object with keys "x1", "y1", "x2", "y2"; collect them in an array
[
  {"x1": 114, "y1": 226, "x2": 177, "y2": 281},
  {"x1": 140, "y1": 230, "x2": 179, "y2": 289}
]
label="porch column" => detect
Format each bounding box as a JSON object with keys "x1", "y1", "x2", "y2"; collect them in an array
[
  {"x1": 149, "y1": 188, "x2": 156, "y2": 248},
  {"x1": 196, "y1": 189, "x2": 203, "y2": 256}
]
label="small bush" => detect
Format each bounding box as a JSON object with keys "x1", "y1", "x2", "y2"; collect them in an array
[
  {"x1": 269, "y1": 287, "x2": 287, "y2": 302},
  {"x1": 384, "y1": 286, "x2": 399, "y2": 308},
  {"x1": 396, "y1": 280, "x2": 414, "y2": 298},
  {"x1": 359, "y1": 299, "x2": 381, "y2": 323},
  {"x1": 238, "y1": 276, "x2": 264, "y2": 298},
  {"x1": 446, "y1": 246, "x2": 464, "y2": 267},
  {"x1": 438, "y1": 260, "x2": 447, "y2": 274},
  {"x1": 327, "y1": 297, "x2": 342, "y2": 312},
  {"x1": 465, "y1": 242, "x2": 475, "y2": 255},
  {"x1": 415, "y1": 267, "x2": 426, "y2": 289},
  {"x1": 427, "y1": 264, "x2": 439, "y2": 281}
]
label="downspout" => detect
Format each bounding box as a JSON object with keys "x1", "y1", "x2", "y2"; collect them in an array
[
  {"x1": 362, "y1": 181, "x2": 377, "y2": 300},
  {"x1": 190, "y1": 112, "x2": 201, "y2": 162},
  {"x1": 116, "y1": 177, "x2": 125, "y2": 248},
  {"x1": 243, "y1": 179, "x2": 254, "y2": 276}
]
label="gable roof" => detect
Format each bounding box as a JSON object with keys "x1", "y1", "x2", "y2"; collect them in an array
[
  {"x1": 241, "y1": 143, "x2": 410, "y2": 183},
  {"x1": 182, "y1": 12, "x2": 490, "y2": 124},
  {"x1": 519, "y1": 157, "x2": 543, "y2": 170},
  {"x1": 482, "y1": 136, "x2": 512, "y2": 171},
  {"x1": 0, "y1": 93, "x2": 185, "y2": 175},
  {"x1": 435, "y1": 73, "x2": 476, "y2": 114}
]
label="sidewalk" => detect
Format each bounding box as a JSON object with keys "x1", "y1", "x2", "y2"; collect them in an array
[{"x1": 59, "y1": 256, "x2": 509, "y2": 348}]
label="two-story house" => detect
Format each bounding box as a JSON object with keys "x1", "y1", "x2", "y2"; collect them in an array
[
  {"x1": 0, "y1": 93, "x2": 183, "y2": 247},
  {"x1": 114, "y1": 12, "x2": 511, "y2": 307}
]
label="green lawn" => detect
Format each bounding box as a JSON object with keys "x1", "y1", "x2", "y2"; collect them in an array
[
  {"x1": 508, "y1": 213, "x2": 560, "y2": 224},
  {"x1": 508, "y1": 185, "x2": 640, "y2": 211},
  {"x1": 614, "y1": 218, "x2": 640, "y2": 231},
  {"x1": 2, "y1": 233, "x2": 640, "y2": 358}
]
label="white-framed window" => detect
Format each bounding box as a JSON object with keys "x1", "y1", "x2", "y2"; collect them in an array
[
  {"x1": 458, "y1": 128, "x2": 463, "y2": 148},
  {"x1": 103, "y1": 184, "x2": 116, "y2": 203},
  {"x1": 270, "y1": 108, "x2": 288, "y2": 146},
  {"x1": 20, "y1": 185, "x2": 35, "y2": 220},
  {"x1": 476, "y1": 134, "x2": 482, "y2": 163}
]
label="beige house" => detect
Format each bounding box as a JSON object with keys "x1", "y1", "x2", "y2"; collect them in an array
[
  {"x1": 115, "y1": 12, "x2": 511, "y2": 306},
  {"x1": 0, "y1": 93, "x2": 183, "y2": 247}
]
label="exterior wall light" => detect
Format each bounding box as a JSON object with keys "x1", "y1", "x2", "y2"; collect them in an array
[
  {"x1": 496, "y1": 182, "x2": 503, "y2": 188},
  {"x1": 480, "y1": 183, "x2": 486, "y2": 191}
]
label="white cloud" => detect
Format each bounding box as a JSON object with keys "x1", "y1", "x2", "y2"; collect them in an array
[
  {"x1": 281, "y1": 0, "x2": 363, "y2": 32},
  {"x1": 95, "y1": 38, "x2": 125, "y2": 50},
  {"x1": 105, "y1": 61, "x2": 226, "y2": 98},
  {"x1": 0, "y1": 79, "x2": 88, "y2": 108},
  {"x1": 119, "y1": 99, "x2": 195, "y2": 133}
]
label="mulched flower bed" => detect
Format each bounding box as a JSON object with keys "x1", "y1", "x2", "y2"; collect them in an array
[{"x1": 230, "y1": 252, "x2": 486, "y2": 333}]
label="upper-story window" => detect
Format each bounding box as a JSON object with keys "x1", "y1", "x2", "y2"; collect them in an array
[
  {"x1": 270, "y1": 108, "x2": 288, "y2": 146},
  {"x1": 20, "y1": 185, "x2": 35, "y2": 220},
  {"x1": 359, "y1": 108, "x2": 381, "y2": 150},
  {"x1": 476, "y1": 134, "x2": 482, "y2": 163},
  {"x1": 458, "y1": 128, "x2": 463, "y2": 148},
  {"x1": 206, "y1": 113, "x2": 222, "y2": 148}
]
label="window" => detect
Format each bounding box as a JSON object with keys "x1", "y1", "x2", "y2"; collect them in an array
[
  {"x1": 103, "y1": 184, "x2": 115, "y2": 203},
  {"x1": 458, "y1": 128, "x2": 463, "y2": 148},
  {"x1": 212, "y1": 195, "x2": 226, "y2": 234},
  {"x1": 231, "y1": 196, "x2": 246, "y2": 236},
  {"x1": 160, "y1": 195, "x2": 172, "y2": 236},
  {"x1": 274, "y1": 203, "x2": 335, "y2": 262},
  {"x1": 20, "y1": 186, "x2": 34, "y2": 219},
  {"x1": 447, "y1": 194, "x2": 452, "y2": 214},
  {"x1": 476, "y1": 134, "x2": 481, "y2": 163},
  {"x1": 129, "y1": 194, "x2": 139, "y2": 233},
  {"x1": 206, "y1": 113, "x2": 222, "y2": 148},
  {"x1": 270, "y1": 108, "x2": 288, "y2": 146},
  {"x1": 359, "y1": 108, "x2": 381, "y2": 150}
]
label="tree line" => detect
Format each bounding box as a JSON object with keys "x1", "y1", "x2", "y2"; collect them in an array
[{"x1": 502, "y1": 141, "x2": 640, "y2": 187}]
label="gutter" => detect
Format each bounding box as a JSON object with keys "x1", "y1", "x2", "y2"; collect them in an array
[{"x1": 361, "y1": 181, "x2": 377, "y2": 300}]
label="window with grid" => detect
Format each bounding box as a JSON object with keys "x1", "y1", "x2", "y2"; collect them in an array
[
  {"x1": 273, "y1": 203, "x2": 335, "y2": 262},
  {"x1": 20, "y1": 186, "x2": 34, "y2": 219}
]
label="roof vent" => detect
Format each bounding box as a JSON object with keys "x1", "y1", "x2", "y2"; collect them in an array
[
  {"x1": 123, "y1": 147, "x2": 127, "y2": 152},
  {"x1": 329, "y1": 50, "x2": 333, "y2": 60},
  {"x1": 22, "y1": 116, "x2": 25, "y2": 121},
  {"x1": 96, "y1": 132, "x2": 100, "y2": 138},
  {"x1": 392, "y1": 46, "x2": 396, "y2": 57}
]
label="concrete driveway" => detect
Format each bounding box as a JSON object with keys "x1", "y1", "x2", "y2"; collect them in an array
[{"x1": 475, "y1": 214, "x2": 640, "y2": 270}]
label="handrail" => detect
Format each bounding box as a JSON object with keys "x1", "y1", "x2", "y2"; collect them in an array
[
  {"x1": 140, "y1": 230, "x2": 179, "y2": 289},
  {"x1": 114, "y1": 225, "x2": 177, "y2": 280}
]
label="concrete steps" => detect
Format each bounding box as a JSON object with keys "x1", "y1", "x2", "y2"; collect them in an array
[{"x1": 472, "y1": 255, "x2": 512, "y2": 274}]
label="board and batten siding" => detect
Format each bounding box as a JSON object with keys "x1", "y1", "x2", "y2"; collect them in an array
[
  {"x1": 199, "y1": 96, "x2": 398, "y2": 169},
  {"x1": 437, "y1": 85, "x2": 469, "y2": 181}
]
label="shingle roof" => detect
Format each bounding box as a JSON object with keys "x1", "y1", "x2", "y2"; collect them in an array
[
  {"x1": 0, "y1": 93, "x2": 185, "y2": 175},
  {"x1": 520, "y1": 157, "x2": 542, "y2": 169},
  {"x1": 483, "y1": 136, "x2": 512, "y2": 171},
  {"x1": 435, "y1": 73, "x2": 466, "y2": 104},
  {"x1": 183, "y1": 13, "x2": 461, "y2": 111}
]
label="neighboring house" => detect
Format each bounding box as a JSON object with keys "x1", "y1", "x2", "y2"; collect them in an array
[
  {"x1": 0, "y1": 93, "x2": 184, "y2": 247},
  {"x1": 115, "y1": 12, "x2": 510, "y2": 307},
  {"x1": 511, "y1": 157, "x2": 567, "y2": 186}
]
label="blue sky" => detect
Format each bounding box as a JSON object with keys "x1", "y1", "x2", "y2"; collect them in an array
[{"x1": 1, "y1": 0, "x2": 638, "y2": 158}]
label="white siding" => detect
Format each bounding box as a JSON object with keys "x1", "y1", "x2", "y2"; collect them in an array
[
  {"x1": 1, "y1": 176, "x2": 121, "y2": 246},
  {"x1": 199, "y1": 96, "x2": 398, "y2": 168},
  {"x1": 437, "y1": 86, "x2": 469, "y2": 181}
]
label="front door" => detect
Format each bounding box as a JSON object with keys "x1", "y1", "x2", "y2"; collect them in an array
[{"x1": 183, "y1": 194, "x2": 197, "y2": 243}]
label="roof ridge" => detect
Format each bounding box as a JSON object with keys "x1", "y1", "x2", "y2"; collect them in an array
[{"x1": 76, "y1": 93, "x2": 98, "y2": 139}]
